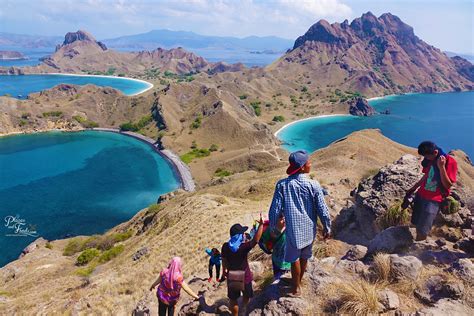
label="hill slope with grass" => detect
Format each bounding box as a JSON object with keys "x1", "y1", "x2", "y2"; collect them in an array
[{"x1": 1, "y1": 129, "x2": 473, "y2": 315}]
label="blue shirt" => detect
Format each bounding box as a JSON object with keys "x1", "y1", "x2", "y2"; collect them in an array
[
  {"x1": 268, "y1": 173, "x2": 331, "y2": 249},
  {"x1": 205, "y1": 248, "x2": 221, "y2": 265}
]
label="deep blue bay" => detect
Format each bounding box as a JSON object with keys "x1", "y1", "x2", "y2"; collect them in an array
[
  {"x1": 0, "y1": 74, "x2": 152, "y2": 99},
  {"x1": 0, "y1": 131, "x2": 179, "y2": 267},
  {"x1": 277, "y1": 92, "x2": 474, "y2": 158}
]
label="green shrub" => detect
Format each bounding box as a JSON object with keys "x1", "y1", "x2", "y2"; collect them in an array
[
  {"x1": 377, "y1": 201, "x2": 410, "y2": 230},
  {"x1": 63, "y1": 238, "x2": 83, "y2": 256},
  {"x1": 190, "y1": 115, "x2": 202, "y2": 129},
  {"x1": 180, "y1": 148, "x2": 211, "y2": 164},
  {"x1": 209, "y1": 144, "x2": 219, "y2": 152},
  {"x1": 98, "y1": 245, "x2": 124, "y2": 263},
  {"x1": 215, "y1": 168, "x2": 232, "y2": 177},
  {"x1": 272, "y1": 115, "x2": 285, "y2": 122},
  {"x1": 301, "y1": 86, "x2": 308, "y2": 92},
  {"x1": 45, "y1": 242, "x2": 53, "y2": 249},
  {"x1": 105, "y1": 67, "x2": 116, "y2": 76},
  {"x1": 21, "y1": 112, "x2": 31, "y2": 119},
  {"x1": 239, "y1": 94, "x2": 248, "y2": 100},
  {"x1": 19, "y1": 120, "x2": 27, "y2": 127},
  {"x1": 75, "y1": 264, "x2": 96, "y2": 277},
  {"x1": 119, "y1": 115, "x2": 153, "y2": 132},
  {"x1": 73, "y1": 115, "x2": 99, "y2": 128},
  {"x1": 42, "y1": 111, "x2": 63, "y2": 118},
  {"x1": 250, "y1": 101, "x2": 262, "y2": 116},
  {"x1": 76, "y1": 248, "x2": 100, "y2": 266},
  {"x1": 112, "y1": 230, "x2": 133, "y2": 243},
  {"x1": 146, "y1": 203, "x2": 164, "y2": 215}
]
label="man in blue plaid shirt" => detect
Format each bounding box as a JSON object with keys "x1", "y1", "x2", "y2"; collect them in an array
[{"x1": 268, "y1": 150, "x2": 331, "y2": 296}]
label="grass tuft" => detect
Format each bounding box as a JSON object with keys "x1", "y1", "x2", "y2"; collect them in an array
[
  {"x1": 331, "y1": 279, "x2": 382, "y2": 315},
  {"x1": 377, "y1": 201, "x2": 410, "y2": 230},
  {"x1": 98, "y1": 245, "x2": 124, "y2": 263},
  {"x1": 372, "y1": 253, "x2": 391, "y2": 283}
]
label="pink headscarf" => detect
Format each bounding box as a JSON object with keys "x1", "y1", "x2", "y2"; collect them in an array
[{"x1": 162, "y1": 257, "x2": 183, "y2": 290}]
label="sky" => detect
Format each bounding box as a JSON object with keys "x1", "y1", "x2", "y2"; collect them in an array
[{"x1": 0, "y1": 0, "x2": 473, "y2": 54}]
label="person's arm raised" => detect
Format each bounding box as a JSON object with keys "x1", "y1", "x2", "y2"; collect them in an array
[
  {"x1": 250, "y1": 214, "x2": 264, "y2": 247},
  {"x1": 149, "y1": 274, "x2": 161, "y2": 291},
  {"x1": 437, "y1": 156, "x2": 454, "y2": 191},
  {"x1": 181, "y1": 281, "x2": 199, "y2": 300}
]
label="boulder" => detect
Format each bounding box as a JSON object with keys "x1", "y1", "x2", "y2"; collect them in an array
[
  {"x1": 417, "y1": 298, "x2": 473, "y2": 315},
  {"x1": 367, "y1": 226, "x2": 415, "y2": 255},
  {"x1": 132, "y1": 247, "x2": 149, "y2": 261},
  {"x1": 378, "y1": 288, "x2": 400, "y2": 311},
  {"x1": 339, "y1": 155, "x2": 421, "y2": 241},
  {"x1": 448, "y1": 259, "x2": 474, "y2": 285},
  {"x1": 414, "y1": 275, "x2": 464, "y2": 304},
  {"x1": 342, "y1": 245, "x2": 368, "y2": 261},
  {"x1": 454, "y1": 237, "x2": 474, "y2": 254},
  {"x1": 389, "y1": 254, "x2": 422, "y2": 281},
  {"x1": 132, "y1": 299, "x2": 151, "y2": 316}
]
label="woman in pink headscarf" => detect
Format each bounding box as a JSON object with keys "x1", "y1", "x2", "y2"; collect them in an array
[{"x1": 150, "y1": 257, "x2": 199, "y2": 316}]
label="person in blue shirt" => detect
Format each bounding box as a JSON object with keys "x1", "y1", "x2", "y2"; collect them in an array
[
  {"x1": 268, "y1": 150, "x2": 331, "y2": 297},
  {"x1": 205, "y1": 248, "x2": 221, "y2": 282}
]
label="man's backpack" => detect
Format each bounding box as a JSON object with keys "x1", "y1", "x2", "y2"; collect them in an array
[{"x1": 258, "y1": 220, "x2": 284, "y2": 254}]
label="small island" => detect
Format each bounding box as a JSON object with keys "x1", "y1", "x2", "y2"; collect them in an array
[{"x1": 0, "y1": 50, "x2": 28, "y2": 60}]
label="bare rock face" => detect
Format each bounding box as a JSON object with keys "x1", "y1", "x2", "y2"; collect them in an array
[
  {"x1": 348, "y1": 97, "x2": 376, "y2": 116},
  {"x1": 336, "y1": 154, "x2": 421, "y2": 242},
  {"x1": 282, "y1": 12, "x2": 474, "y2": 96},
  {"x1": 61, "y1": 30, "x2": 107, "y2": 51}
]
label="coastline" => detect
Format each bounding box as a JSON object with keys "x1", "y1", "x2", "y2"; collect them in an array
[
  {"x1": 91, "y1": 128, "x2": 195, "y2": 192},
  {"x1": 32, "y1": 72, "x2": 154, "y2": 96},
  {"x1": 274, "y1": 114, "x2": 351, "y2": 137}
]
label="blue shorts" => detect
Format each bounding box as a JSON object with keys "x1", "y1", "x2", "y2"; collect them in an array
[{"x1": 284, "y1": 240, "x2": 313, "y2": 263}]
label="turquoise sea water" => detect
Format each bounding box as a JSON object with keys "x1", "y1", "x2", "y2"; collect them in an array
[
  {"x1": 0, "y1": 74, "x2": 151, "y2": 99},
  {"x1": 277, "y1": 92, "x2": 474, "y2": 158},
  {"x1": 0, "y1": 131, "x2": 179, "y2": 267}
]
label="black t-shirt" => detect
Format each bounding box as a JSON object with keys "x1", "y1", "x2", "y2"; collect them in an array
[{"x1": 221, "y1": 240, "x2": 255, "y2": 283}]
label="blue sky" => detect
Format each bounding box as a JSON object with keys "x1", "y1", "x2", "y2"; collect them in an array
[{"x1": 0, "y1": 0, "x2": 472, "y2": 53}]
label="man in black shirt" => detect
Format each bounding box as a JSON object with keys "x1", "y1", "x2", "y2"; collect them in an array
[{"x1": 221, "y1": 216, "x2": 264, "y2": 316}]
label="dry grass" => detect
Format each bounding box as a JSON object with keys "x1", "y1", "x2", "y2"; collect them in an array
[
  {"x1": 376, "y1": 201, "x2": 410, "y2": 230},
  {"x1": 372, "y1": 253, "x2": 391, "y2": 283},
  {"x1": 327, "y1": 279, "x2": 382, "y2": 315}
]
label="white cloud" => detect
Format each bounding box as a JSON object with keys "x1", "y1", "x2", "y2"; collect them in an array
[{"x1": 0, "y1": 0, "x2": 353, "y2": 39}]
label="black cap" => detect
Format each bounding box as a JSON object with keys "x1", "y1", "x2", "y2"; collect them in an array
[{"x1": 230, "y1": 223, "x2": 248, "y2": 237}]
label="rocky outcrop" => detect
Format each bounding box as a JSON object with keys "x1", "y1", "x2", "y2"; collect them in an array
[
  {"x1": 348, "y1": 97, "x2": 376, "y2": 116},
  {"x1": 59, "y1": 30, "x2": 107, "y2": 51},
  {"x1": 336, "y1": 154, "x2": 421, "y2": 242},
  {"x1": 415, "y1": 275, "x2": 464, "y2": 304}
]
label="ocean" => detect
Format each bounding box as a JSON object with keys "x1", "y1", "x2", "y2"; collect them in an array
[
  {"x1": 0, "y1": 131, "x2": 179, "y2": 267},
  {"x1": 277, "y1": 92, "x2": 474, "y2": 158},
  {"x1": 0, "y1": 74, "x2": 151, "y2": 99}
]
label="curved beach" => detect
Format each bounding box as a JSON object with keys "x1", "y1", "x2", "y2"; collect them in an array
[
  {"x1": 274, "y1": 114, "x2": 351, "y2": 137},
  {"x1": 46, "y1": 73, "x2": 154, "y2": 96},
  {"x1": 92, "y1": 128, "x2": 195, "y2": 192}
]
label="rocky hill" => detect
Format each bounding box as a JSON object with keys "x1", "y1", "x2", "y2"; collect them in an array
[
  {"x1": 270, "y1": 12, "x2": 473, "y2": 97},
  {"x1": 23, "y1": 30, "x2": 245, "y2": 75},
  {"x1": 1, "y1": 130, "x2": 472, "y2": 315}
]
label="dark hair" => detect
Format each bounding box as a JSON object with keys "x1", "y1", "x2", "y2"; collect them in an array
[
  {"x1": 211, "y1": 248, "x2": 220, "y2": 255},
  {"x1": 418, "y1": 141, "x2": 437, "y2": 155}
]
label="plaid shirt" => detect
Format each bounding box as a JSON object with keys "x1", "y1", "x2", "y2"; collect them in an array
[{"x1": 268, "y1": 173, "x2": 331, "y2": 249}]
